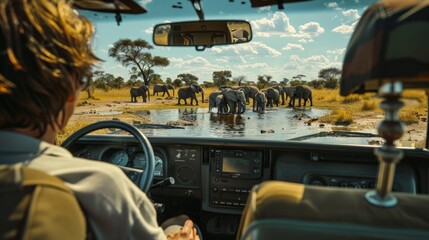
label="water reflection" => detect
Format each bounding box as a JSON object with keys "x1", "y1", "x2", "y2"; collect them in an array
[
  {"x1": 178, "y1": 108, "x2": 198, "y2": 122},
  {"x1": 134, "y1": 107, "x2": 333, "y2": 141},
  {"x1": 209, "y1": 113, "x2": 245, "y2": 136}
]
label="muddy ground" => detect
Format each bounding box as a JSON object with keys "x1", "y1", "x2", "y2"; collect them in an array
[{"x1": 70, "y1": 97, "x2": 427, "y2": 148}]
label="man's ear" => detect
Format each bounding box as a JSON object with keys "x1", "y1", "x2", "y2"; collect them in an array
[{"x1": 67, "y1": 91, "x2": 79, "y2": 103}]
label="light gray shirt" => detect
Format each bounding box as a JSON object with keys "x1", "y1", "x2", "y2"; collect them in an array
[{"x1": 0, "y1": 131, "x2": 166, "y2": 240}]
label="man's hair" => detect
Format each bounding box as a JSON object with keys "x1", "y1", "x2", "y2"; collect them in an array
[{"x1": 0, "y1": 0, "x2": 99, "y2": 136}]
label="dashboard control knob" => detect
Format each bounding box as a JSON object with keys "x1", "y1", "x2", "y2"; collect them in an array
[{"x1": 176, "y1": 165, "x2": 194, "y2": 184}]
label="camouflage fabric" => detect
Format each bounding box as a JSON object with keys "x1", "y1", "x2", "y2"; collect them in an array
[{"x1": 340, "y1": 1, "x2": 429, "y2": 96}]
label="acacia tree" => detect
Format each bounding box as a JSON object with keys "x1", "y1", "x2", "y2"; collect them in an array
[
  {"x1": 257, "y1": 75, "x2": 272, "y2": 89},
  {"x1": 233, "y1": 75, "x2": 247, "y2": 86},
  {"x1": 212, "y1": 70, "x2": 232, "y2": 87},
  {"x1": 318, "y1": 67, "x2": 341, "y2": 89},
  {"x1": 177, "y1": 73, "x2": 199, "y2": 85},
  {"x1": 108, "y1": 39, "x2": 169, "y2": 86}
]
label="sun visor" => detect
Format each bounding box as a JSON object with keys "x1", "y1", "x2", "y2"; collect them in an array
[
  {"x1": 340, "y1": 1, "x2": 429, "y2": 96},
  {"x1": 73, "y1": 0, "x2": 146, "y2": 14}
]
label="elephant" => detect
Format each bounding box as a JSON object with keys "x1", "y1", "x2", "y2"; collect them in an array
[
  {"x1": 272, "y1": 85, "x2": 285, "y2": 105},
  {"x1": 291, "y1": 85, "x2": 313, "y2": 107},
  {"x1": 216, "y1": 94, "x2": 228, "y2": 114},
  {"x1": 130, "y1": 85, "x2": 150, "y2": 102},
  {"x1": 177, "y1": 84, "x2": 205, "y2": 105},
  {"x1": 222, "y1": 88, "x2": 246, "y2": 114},
  {"x1": 253, "y1": 91, "x2": 266, "y2": 113},
  {"x1": 208, "y1": 90, "x2": 223, "y2": 112},
  {"x1": 262, "y1": 88, "x2": 280, "y2": 108},
  {"x1": 282, "y1": 86, "x2": 296, "y2": 106},
  {"x1": 153, "y1": 84, "x2": 174, "y2": 97}
]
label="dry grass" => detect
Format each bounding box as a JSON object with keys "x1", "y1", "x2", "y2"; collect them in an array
[
  {"x1": 56, "y1": 121, "x2": 92, "y2": 145},
  {"x1": 400, "y1": 110, "x2": 420, "y2": 125},
  {"x1": 342, "y1": 94, "x2": 361, "y2": 104},
  {"x1": 362, "y1": 100, "x2": 377, "y2": 111}
]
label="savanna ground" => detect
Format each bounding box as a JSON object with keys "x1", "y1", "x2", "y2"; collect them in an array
[{"x1": 59, "y1": 87, "x2": 428, "y2": 148}]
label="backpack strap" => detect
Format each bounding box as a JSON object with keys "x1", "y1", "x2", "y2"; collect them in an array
[{"x1": 0, "y1": 164, "x2": 86, "y2": 240}]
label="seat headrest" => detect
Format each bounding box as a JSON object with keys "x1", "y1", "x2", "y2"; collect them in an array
[{"x1": 340, "y1": 0, "x2": 429, "y2": 96}]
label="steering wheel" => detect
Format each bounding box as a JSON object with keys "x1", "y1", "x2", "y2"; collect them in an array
[{"x1": 61, "y1": 120, "x2": 155, "y2": 193}]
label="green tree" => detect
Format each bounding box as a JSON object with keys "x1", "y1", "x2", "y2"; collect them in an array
[
  {"x1": 109, "y1": 76, "x2": 125, "y2": 89},
  {"x1": 289, "y1": 79, "x2": 306, "y2": 86},
  {"x1": 318, "y1": 67, "x2": 341, "y2": 89},
  {"x1": 172, "y1": 79, "x2": 183, "y2": 88},
  {"x1": 280, "y1": 78, "x2": 289, "y2": 86},
  {"x1": 292, "y1": 74, "x2": 306, "y2": 81},
  {"x1": 233, "y1": 75, "x2": 247, "y2": 86},
  {"x1": 150, "y1": 74, "x2": 164, "y2": 84},
  {"x1": 257, "y1": 75, "x2": 272, "y2": 89},
  {"x1": 177, "y1": 73, "x2": 199, "y2": 85},
  {"x1": 318, "y1": 67, "x2": 341, "y2": 81},
  {"x1": 324, "y1": 78, "x2": 339, "y2": 89},
  {"x1": 108, "y1": 38, "x2": 169, "y2": 86},
  {"x1": 202, "y1": 81, "x2": 215, "y2": 88},
  {"x1": 212, "y1": 70, "x2": 232, "y2": 87},
  {"x1": 166, "y1": 77, "x2": 173, "y2": 84},
  {"x1": 92, "y1": 71, "x2": 114, "y2": 91},
  {"x1": 308, "y1": 79, "x2": 325, "y2": 89}
]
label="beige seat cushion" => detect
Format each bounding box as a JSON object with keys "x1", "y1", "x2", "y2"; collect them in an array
[{"x1": 237, "y1": 181, "x2": 429, "y2": 240}]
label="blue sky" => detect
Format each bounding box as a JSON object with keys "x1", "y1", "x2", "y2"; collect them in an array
[{"x1": 85, "y1": 0, "x2": 374, "y2": 84}]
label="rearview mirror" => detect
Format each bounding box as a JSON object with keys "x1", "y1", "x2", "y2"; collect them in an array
[{"x1": 153, "y1": 20, "x2": 252, "y2": 49}]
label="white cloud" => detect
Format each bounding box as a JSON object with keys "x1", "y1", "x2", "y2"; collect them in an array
[
  {"x1": 332, "y1": 22, "x2": 357, "y2": 34},
  {"x1": 282, "y1": 43, "x2": 304, "y2": 51},
  {"x1": 307, "y1": 39, "x2": 314, "y2": 43},
  {"x1": 257, "y1": 6, "x2": 271, "y2": 13},
  {"x1": 297, "y1": 22, "x2": 325, "y2": 38},
  {"x1": 251, "y1": 12, "x2": 296, "y2": 37},
  {"x1": 144, "y1": 27, "x2": 153, "y2": 34},
  {"x1": 342, "y1": 9, "x2": 360, "y2": 21},
  {"x1": 210, "y1": 41, "x2": 281, "y2": 57},
  {"x1": 171, "y1": 57, "x2": 215, "y2": 68},
  {"x1": 140, "y1": 0, "x2": 152, "y2": 6},
  {"x1": 327, "y1": 48, "x2": 346, "y2": 55},
  {"x1": 327, "y1": 2, "x2": 338, "y2": 8},
  {"x1": 298, "y1": 39, "x2": 307, "y2": 43}
]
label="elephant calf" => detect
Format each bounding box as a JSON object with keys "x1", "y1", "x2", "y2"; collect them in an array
[
  {"x1": 208, "y1": 90, "x2": 223, "y2": 112},
  {"x1": 253, "y1": 91, "x2": 266, "y2": 113}
]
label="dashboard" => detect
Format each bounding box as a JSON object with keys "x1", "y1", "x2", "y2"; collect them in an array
[{"x1": 68, "y1": 135, "x2": 429, "y2": 238}]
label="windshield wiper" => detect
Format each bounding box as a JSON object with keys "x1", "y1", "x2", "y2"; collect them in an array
[
  {"x1": 108, "y1": 123, "x2": 185, "y2": 134},
  {"x1": 288, "y1": 131, "x2": 379, "y2": 142},
  {"x1": 132, "y1": 123, "x2": 185, "y2": 129}
]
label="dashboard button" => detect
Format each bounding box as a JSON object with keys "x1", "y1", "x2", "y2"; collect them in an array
[
  {"x1": 219, "y1": 201, "x2": 226, "y2": 205},
  {"x1": 221, "y1": 187, "x2": 227, "y2": 192},
  {"x1": 226, "y1": 202, "x2": 232, "y2": 206},
  {"x1": 212, "y1": 187, "x2": 218, "y2": 192},
  {"x1": 241, "y1": 189, "x2": 248, "y2": 193},
  {"x1": 235, "y1": 189, "x2": 241, "y2": 193},
  {"x1": 233, "y1": 202, "x2": 240, "y2": 206}
]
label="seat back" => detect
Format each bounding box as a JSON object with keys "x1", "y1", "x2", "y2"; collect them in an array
[
  {"x1": 0, "y1": 164, "x2": 86, "y2": 240},
  {"x1": 237, "y1": 181, "x2": 429, "y2": 240}
]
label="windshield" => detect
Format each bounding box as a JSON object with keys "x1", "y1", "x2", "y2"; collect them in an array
[{"x1": 63, "y1": 0, "x2": 427, "y2": 147}]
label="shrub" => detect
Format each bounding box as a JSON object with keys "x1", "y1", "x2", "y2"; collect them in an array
[
  {"x1": 361, "y1": 100, "x2": 376, "y2": 111},
  {"x1": 342, "y1": 94, "x2": 360, "y2": 104},
  {"x1": 334, "y1": 110, "x2": 353, "y2": 125}
]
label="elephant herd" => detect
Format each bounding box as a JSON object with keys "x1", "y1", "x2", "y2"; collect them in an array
[
  {"x1": 208, "y1": 85, "x2": 313, "y2": 114},
  {"x1": 130, "y1": 83, "x2": 313, "y2": 114},
  {"x1": 130, "y1": 83, "x2": 206, "y2": 105}
]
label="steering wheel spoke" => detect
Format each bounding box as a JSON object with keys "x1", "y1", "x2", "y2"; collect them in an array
[{"x1": 61, "y1": 120, "x2": 155, "y2": 192}]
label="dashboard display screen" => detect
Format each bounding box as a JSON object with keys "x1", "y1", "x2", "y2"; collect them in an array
[{"x1": 222, "y1": 157, "x2": 250, "y2": 174}]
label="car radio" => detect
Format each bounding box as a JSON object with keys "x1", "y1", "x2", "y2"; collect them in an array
[
  {"x1": 213, "y1": 149, "x2": 263, "y2": 179},
  {"x1": 209, "y1": 148, "x2": 264, "y2": 209}
]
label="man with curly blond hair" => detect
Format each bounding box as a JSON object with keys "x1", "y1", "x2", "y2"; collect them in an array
[{"x1": 0, "y1": 1, "x2": 199, "y2": 239}]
